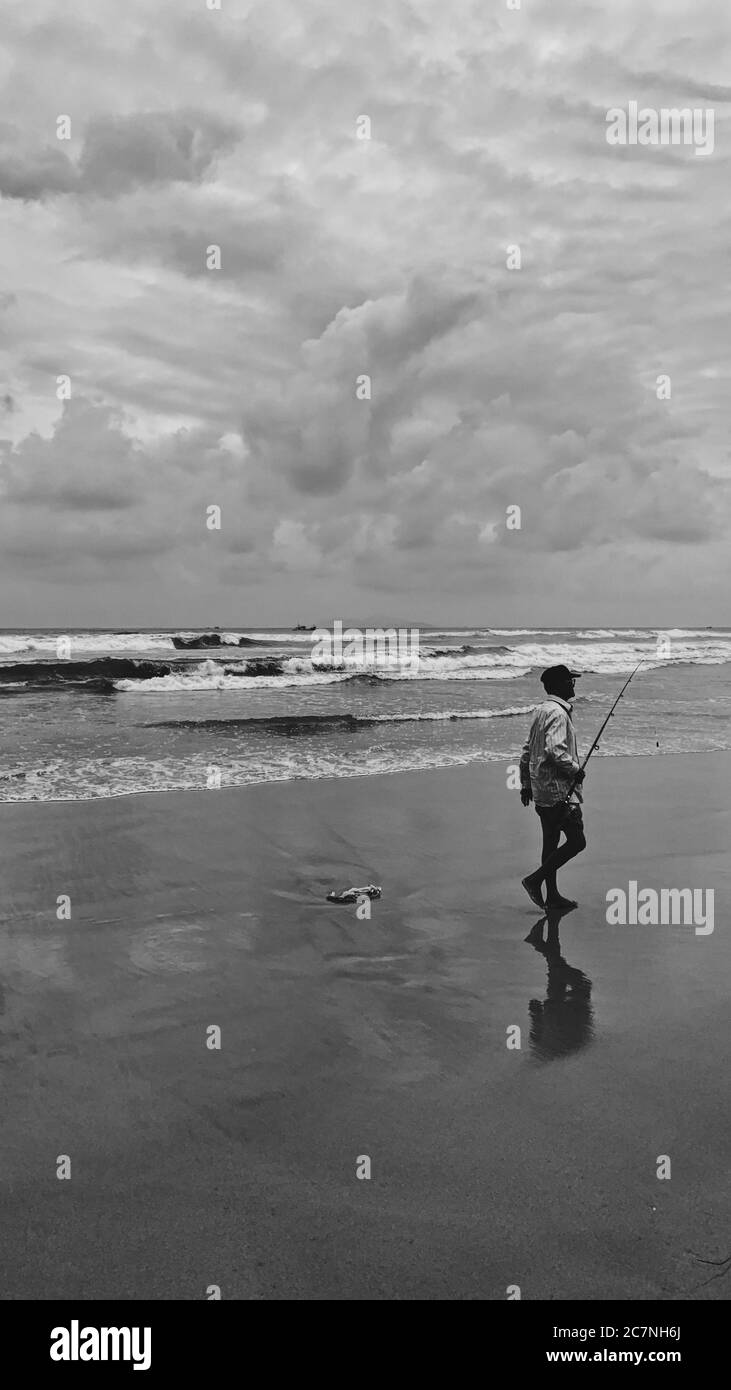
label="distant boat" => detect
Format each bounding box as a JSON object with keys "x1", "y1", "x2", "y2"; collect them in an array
[{"x1": 293, "y1": 624, "x2": 316, "y2": 632}]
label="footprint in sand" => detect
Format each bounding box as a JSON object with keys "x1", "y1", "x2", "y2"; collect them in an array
[
  {"x1": 270, "y1": 888, "x2": 321, "y2": 905},
  {"x1": 128, "y1": 922, "x2": 208, "y2": 975}
]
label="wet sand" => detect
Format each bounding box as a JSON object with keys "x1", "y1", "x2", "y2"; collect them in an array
[{"x1": 0, "y1": 753, "x2": 728, "y2": 1300}]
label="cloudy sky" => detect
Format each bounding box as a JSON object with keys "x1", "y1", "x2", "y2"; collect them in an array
[{"x1": 1, "y1": 0, "x2": 729, "y2": 627}]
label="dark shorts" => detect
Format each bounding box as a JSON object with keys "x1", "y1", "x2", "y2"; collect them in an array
[{"x1": 536, "y1": 802, "x2": 584, "y2": 836}]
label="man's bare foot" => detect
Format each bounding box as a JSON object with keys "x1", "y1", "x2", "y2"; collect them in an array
[{"x1": 521, "y1": 875, "x2": 545, "y2": 908}]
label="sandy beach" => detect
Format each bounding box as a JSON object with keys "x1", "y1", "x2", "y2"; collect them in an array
[{"x1": 0, "y1": 753, "x2": 728, "y2": 1300}]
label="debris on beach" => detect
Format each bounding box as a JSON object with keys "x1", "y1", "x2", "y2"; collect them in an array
[{"x1": 326, "y1": 885, "x2": 382, "y2": 904}]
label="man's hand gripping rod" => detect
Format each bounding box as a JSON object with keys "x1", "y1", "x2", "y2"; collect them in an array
[{"x1": 563, "y1": 661, "x2": 644, "y2": 805}]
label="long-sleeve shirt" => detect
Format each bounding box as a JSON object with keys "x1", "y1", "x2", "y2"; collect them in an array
[{"x1": 519, "y1": 696, "x2": 583, "y2": 806}]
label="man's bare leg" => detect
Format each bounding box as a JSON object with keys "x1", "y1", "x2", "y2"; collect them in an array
[{"x1": 523, "y1": 806, "x2": 585, "y2": 907}]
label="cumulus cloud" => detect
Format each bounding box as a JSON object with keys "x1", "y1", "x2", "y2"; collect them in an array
[
  {"x1": 1, "y1": 0, "x2": 730, "y2": 624},
  {"x1": 78, "y1": 110, "x2": 240, "y2": 196},
  {"x1": 0, "y1": 141, "x2": 77, "y2": 200},
  {"x1": 0, "y1": 110, "x2": 239, "y2": 202}
]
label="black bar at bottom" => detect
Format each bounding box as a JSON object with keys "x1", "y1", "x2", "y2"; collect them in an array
[{"x1": 3, "y1": 1299, "x2": 724, "y2": 1376}]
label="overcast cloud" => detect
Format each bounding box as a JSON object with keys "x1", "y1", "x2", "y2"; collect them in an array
[{"x1": 1, "y1": 0, "x2": 729, "y2": 626}]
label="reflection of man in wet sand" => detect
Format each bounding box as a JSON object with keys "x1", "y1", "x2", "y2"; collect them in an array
[
  {"x1": 519, "y1": 664, "x2": 587, "y2": 909},
  {"x1": 525, "y1": 909, "x2": 593, "y2": 1061}
]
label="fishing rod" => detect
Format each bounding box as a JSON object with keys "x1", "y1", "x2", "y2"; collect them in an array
[{"x1": 563, "y1": 660, "x2": 644, "y2": 803}]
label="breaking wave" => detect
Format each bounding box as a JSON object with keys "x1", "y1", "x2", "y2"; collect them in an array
[
  {"x1": 3, "y1": 632, "x2": 731, "y2": 696},
  {"x1": 144, "y1": 705, "x2": 538, "y2": 734},
  {"x1": 0, "y1": 658, "x2": 174, "y2": 690}
]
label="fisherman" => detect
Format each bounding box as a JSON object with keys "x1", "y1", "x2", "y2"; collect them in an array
[{"x1": 519, "y1": 664, "x2": 586, "y2": 909}]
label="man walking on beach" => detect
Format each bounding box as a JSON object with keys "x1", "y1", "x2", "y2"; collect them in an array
[{"x1": 519, "y1": 665, "x2": 587, "y2": 909}]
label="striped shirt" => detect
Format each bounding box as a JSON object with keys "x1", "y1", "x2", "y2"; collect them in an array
[{"x1": 519, "y1": 697, "x2": 583, "y2": 806}]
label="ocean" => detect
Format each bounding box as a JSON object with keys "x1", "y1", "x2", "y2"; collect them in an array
[{"x1": 1, "y1": 627, "x2": 730, "y2": 802}]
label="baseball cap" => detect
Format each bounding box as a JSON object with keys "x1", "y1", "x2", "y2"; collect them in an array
[{"x1": 541, "y1": 663, "x2": 582, "y2": 690}]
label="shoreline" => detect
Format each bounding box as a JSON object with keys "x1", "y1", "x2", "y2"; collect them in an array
[{"x1": 0, "y1": 743, "x2": 721, "y2": 809}]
